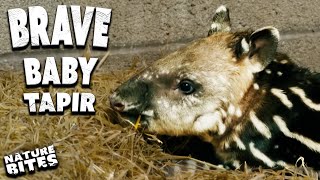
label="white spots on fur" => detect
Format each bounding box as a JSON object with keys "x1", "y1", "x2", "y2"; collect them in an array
[
  {"x1": 249, "y1": 142, "x2": 275, "y2": 167},
  {"x1": 160, "y1": 69, "x2": 170, "y2": 75},
  {"x1": 142, "y1": 73, "x2": 149, "y2": 78},
  {"x1": 217, "y1": 120, "x2": 226, "y2": 135},
  {"x1": 274, "y1": 145, "x2": 279, "y2": 149},
  {"x1": 235, "y1": 108, "x2": 242, "y2": 117},
  {"x1": 277, "y1": 71, "x2": 283, "y2": 76},
  {"x1": 280, "y1": 60, "x2": 288, "y2": 64},
  {"x1": 142, "y1": 71, "x2": 154, "y2": 80},
  {"x1": 226, "y1": 104, "x2": 242, "y2": 117},
  {"x1": 210, "y1": 22, "x2": 231, "y2": 32},
  {"x1": 228, "y1": 104, "x2": 236, "y2": 115},
  {"x1": 233, "y1": 135, "x2": 246, "y2": 150},
  {"x1": 194, "y1": 112, "x2": 225, "y2": 134},
  {"x1": 211, "y1": 23, "x2": 220, "y2": 30},
  {"x1": 178, "y1": 73, "x2": 200, "y2": 83},
  {"x1": 241, "y1": 38, "x2": 250, "y2": 53},
  {"x1": 265, "y1": 69, "x2": 272, "y2": 74},
  {"x1": 253, "y1": 83, "x2": 260, "y2": 90},
  {"x1": 232, "y1": 160, "x2": 241, "y2": 169},
  {"x1": 220, "y1": 108, "x2": 227, "y2": 118},
  {"x1": 194, "y1": 113, "x2": 217, "y2": 132},
  {"x1": 235, "y1": 124, "x2": 243, "y2": 132},
  {"x1": 216, "y1": 5, "x2": 227, "y2": 13},
  {"x1": 273, "y1": 115, "x2": 320, "y2": 153},
  {"x1": 141, "y1": 109, "x2": 154, "y2": 117},
  {"x1": 188, "y1": 74, "x2": 199, "y2": 82},
  {"x1": 249, "y1": 111, "x2": 272, "y2": 139},
  {"x1": 224, "y1": 141, "x2": 230, "y2": 149},
  {"x1": 290, "y1": 86, "x2": 320, "y2": 111},
  {"x1": 271, "y1": 88, "x2": 293, "y2": 109}
]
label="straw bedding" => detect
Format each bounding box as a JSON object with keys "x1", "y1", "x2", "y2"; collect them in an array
[{"x1": 0, "y1": 68, "x2": 318, "y2": 179}]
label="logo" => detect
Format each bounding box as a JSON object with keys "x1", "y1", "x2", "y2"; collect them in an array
[{"x1": 3, "y1": 145, "x2": 59, "y2": 177}]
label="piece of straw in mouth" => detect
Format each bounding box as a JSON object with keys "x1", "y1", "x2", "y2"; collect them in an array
[{"x1": 134, "y1": 115, "x2": 141, "y2": 130}]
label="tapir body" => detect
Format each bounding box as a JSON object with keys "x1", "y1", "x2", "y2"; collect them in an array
[{"x1": 110, "y1": 6, "x2": 320, "y2": 170}]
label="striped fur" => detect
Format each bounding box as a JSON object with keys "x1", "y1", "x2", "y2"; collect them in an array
[
  {"x1": 157, "y1": 56, "x2": 320, "y2": 171},
  {"x1": 226, "y1": 55, "x2": 320, "y2": 169}
]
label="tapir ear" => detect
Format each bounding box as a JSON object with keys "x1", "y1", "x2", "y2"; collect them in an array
[
  {"x1": 245, "y1": 26, "x2": 280, "y2": 73},
  {"x1": 208, "y1": 5, "x2": 231, "y2": 36}
]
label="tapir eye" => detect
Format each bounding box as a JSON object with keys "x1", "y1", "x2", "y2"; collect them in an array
[{"x1": 178, "y1": 80, "x2": 195, "y2": 95}]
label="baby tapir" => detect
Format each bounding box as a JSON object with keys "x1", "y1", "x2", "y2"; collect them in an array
[{"x1": 109, "y1": 5, "x2": 320, "y2": 170}]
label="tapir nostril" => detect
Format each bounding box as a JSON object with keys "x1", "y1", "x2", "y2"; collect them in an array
[
  {"x1": 109, "y1": 96, "x2": 125, "y2": 112},
  {"x1": 113, "y1": 103, "x2": 125, "y2": 112}
]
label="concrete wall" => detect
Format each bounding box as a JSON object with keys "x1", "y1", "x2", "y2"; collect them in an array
[{"x1": 1, "y1": 0, "x2": 320, "y2": 71}]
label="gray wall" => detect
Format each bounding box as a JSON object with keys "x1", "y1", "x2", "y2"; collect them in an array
[{"x1": 1, "y1": 0, "x2": 320, "y2": 71}]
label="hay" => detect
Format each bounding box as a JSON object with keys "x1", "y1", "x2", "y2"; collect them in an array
[{"x1": 0, "y1": 69, "x2": 318, "y2": 179}]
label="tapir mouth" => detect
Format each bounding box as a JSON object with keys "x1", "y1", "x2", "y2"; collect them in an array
[
  {"x1": 116, "y1": 112, "x2": 149, "y2": 130},
  {"x1": 109, "y1": 94, "x2": 151, "y2": 129}
]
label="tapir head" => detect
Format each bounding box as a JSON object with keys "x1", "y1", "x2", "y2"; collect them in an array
[{"x1": 109, "y1": 6, "x2": 279, "y2": 136}]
